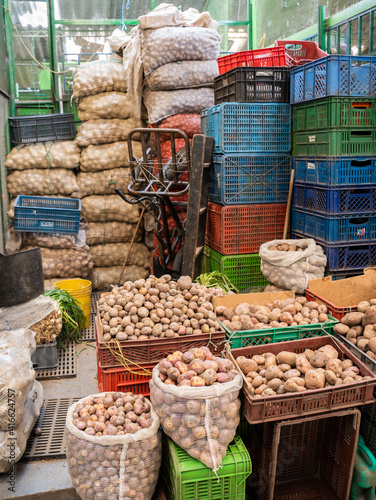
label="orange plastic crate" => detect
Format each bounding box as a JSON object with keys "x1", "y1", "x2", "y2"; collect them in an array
[
  {"x1": 218, "y1": 47, "x2": 294, "y2": 75},
  {"x1": 205, "y1": 202, "x2": 287, "y2": 255}
]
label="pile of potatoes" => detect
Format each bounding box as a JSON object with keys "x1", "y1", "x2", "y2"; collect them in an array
[
  {"x1": 268, "y1": 243, "x2": 306, "y2": 252},
  {"x1": 98, "y1": 275, "x2": 223, "y2": 342},
  {"x1": 235, "y1": 344, "x2": 371, "y2": 398},
  {"x1": 77, "y1": 92, "x2": 134, "y2": 121},
  {"x1": 72, "y1": 60, "x2": 128, "y2": 98},
  {"x1": 333, "y1": 300, "x2": 376, "y2": 359},
  {"x1": 157, "y1": 347, "x2": 238, "y2": 387},
  {"x1": 215, "y1": 297, "x2": 329, "y2": 332}
]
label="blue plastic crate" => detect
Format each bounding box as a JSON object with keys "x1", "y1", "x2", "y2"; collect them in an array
[
  {"x1": 293, "y1": 156, "x2": 376, "y2": 185},
  {"x1": 201, "y1": 103, "x2": 292, "y2": 154},
  {"x1": 291, "y1": 55, "x2": 376, "y2": 104},
  {"x1": 14, "y1": 195, "x2": 81, "y2": 234},
  {"x1": 291, "y1": 208, "x2": 376, "y2": 243},
  {"x1": 209, "y1": 153, "x2": 292, "y2": 205},
  {"x1": 292, "y1": 231, "x2": 376, "y2": 271},
  {"x1": 324, "y1": 270, "x2": 363, "y2": 281},
  {"x1": 293, "y1": 182, "x2": 376, "y2": 215}
]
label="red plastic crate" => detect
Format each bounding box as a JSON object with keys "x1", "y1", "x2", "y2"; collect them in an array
[
  {"x1": 205, "y1": 202, "x2": 287, "y2": 255},
  {"x1": 217, "y1": 47, "x2": 294, "y2": 75},
  {"x1": 305, "y1": 288, "x2": 357, "y2": 320},
  {"x1": 97, "y1": 355, "x2": 155, "y2": 396},
  {"x1": 275, "y1": 40, "x2": 327, "y2": 65}
]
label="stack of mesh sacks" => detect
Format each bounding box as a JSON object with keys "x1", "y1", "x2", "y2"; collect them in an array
[
  {"x1": 5, "y1": 141, "x2": 94, "y2": 280},
  {"x1": 72, "y1": 57, "x2": 150, "y2": 289},
  {"x1": 139, "y1": 23, "x2": 220, "y2": 267}
]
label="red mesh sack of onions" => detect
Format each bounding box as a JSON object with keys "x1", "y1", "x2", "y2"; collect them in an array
[
  {"x1": 65, "y1": 392, "x2": 161, "y2": 500},
  {"x1": 149, "y1": 347, "x2": 243, "y2": 471},
  {"x1": 149, "y1": 114, "x2": 201, "y2": 143}
]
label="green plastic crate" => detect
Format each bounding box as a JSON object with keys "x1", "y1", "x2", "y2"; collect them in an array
[
  {"x1": 161, "y1": 434, "x2": 252, "y2": 500},
  {"x1": 221, "y1": 315, "x2": 339, "y2": 349},
  {"x1": 293, "y1": 97, "x2": 376, "y2": 131},
  {"x1": 294, "y1": 129, "x2": 376, "y2": 156},
  {"x1": 203, "y1": 245, "x2": 267, "y2": 291}
]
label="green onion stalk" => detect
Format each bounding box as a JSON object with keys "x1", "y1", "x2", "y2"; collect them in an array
[
  {"x1": 44, "y1": 288, "x2": 87, "y2": 347},
  {"x1": 195, "y1": 271, "x2": 238, "y2": 293}
]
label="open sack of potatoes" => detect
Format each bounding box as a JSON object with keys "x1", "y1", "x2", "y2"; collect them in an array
[
  {"x1": 65, "y1": 392, "x2": 161, "y2": 500},
  {"x1": 150, "y1": 347, "x2": 242, "y2": 472},
  {"x1": 260, "y1": 238, "x2": 327, "y2": 294}
]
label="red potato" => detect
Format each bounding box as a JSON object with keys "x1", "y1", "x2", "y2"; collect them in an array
[
  {"x1": 175, "y1": 361, "x2": 189, "y2": 374},
  {"x1": 189, "y1": 358, "x2": 205, "y2": 374},
  {"x1": 201, "y1": 369, "x2": 218, "y2": 386},
  {"x1": 190, "y1": 376, "x2": 205, "y2": 387},
  {"x1": 167, "y1": 367, "x2": 180, "y2": 381}
]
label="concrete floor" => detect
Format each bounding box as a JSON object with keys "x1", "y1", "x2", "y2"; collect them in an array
[{"x1": 0, "y1": 337, "x2": 98, "y2": 500}]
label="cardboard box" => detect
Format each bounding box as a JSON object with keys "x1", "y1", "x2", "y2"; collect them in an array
[{"x1": 213, "y1": 290, "x2": 295, "y2": 310}]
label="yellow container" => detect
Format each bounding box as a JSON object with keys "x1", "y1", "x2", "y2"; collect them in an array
[{"x1": 54, "y1": 279, "x2": 92, "y2": 328}]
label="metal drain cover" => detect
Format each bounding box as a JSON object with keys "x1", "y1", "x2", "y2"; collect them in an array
[
  {"x1": 22, "y1": 397, "x2": 79, "y2": 461},
  {"x1": 79, "y1": 315, "x2": 96, "y2": 342},
  {"x1": 91, "y1": 291, "x2": 101, "y2": 315},
  {"x1": 35, "y1": 341, "x2": 76, "y2": 380}
]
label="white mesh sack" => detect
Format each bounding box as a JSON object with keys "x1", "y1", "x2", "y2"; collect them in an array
[
  {"x1": 144, "y1": 86, "x2": 214, "y2": 124},
  {"x1": 7, "y1": 168, "x2": 79, "y2": 197},
  {"x1": 65, "y1": 392, "x2": 162, "y2": 500},
  {"x1": 76, "y1": 169, "x2": 131, "y2": 199},
  {"x1": 90, "y1": 242, "x2": 150, "y2": 268},
  {"x1": 73, "y1": 59, "x2": 128, "y2": 98},
  {"x1": 80, "y1": 141, "x2": 143, "y2": 173},
  {"x1": 81, "y1": 195, "x2": 140, "y2": 223},
  {"x1": 86, "y1": 222, "x2": 143, "y2": 246},
  {"x1": 76, "y1": 118, "x2": 145, "y2": 147},
  {"x1": 141, "y1": 26, "x2": 221, "y2": 75},
  {"x1": 259, "y1": 238, "x2": 327, "y2": 295},
  {"x1": 5, "y1": 141, "x2": 80, "y2": 170},
  {"x1": 77, "y1": 92, "x2": 134, "y2": 121},
  {"x1": 150, "y1": 359, "x2": 242, "y2": 471},
  {"x1": 145, "y1": 60, "x2": 218, "y2": 91}
]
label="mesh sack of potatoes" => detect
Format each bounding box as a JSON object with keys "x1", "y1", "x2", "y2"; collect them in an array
[
  {"x1": 76, "y1": 169, "x2": 131, "y2": 198},
  {"x1": 30, "y1": 303, "x2": 62, "y2": 344},
  {"x1": 150, "y1": 352, "x2": 242, "y2": 471},
  {"x1": 93, "y1": 266, "x2": 150, "y2": 290},
  {"x1": 80, "y1": 141, "x2": 144, "y2": 173},
  {"x1": 76, "y1": 118, "x2": 145, "y2": 147},
  {"x1": 141, "y1": 26, "x2": 221, "y2": 75},
  {"x1": 77, "y1": 92, "x2": 135, "y2": 121},
  {"x1": 86, "y1": 222, "x2": 143, "y2": 246},
  {"x1": 65, "y1": 392, "x2": 162, "y2": 500},
  {"x1": 22, "y1": 232, "x2": 79, "y2": 250},
  {"x1": 81, "y1": 195, "x2": 140, "y2": 223},
  {"x1": 90, "y1": 242, "x2": 150, "y2": 268},
  {"x1": 5, "y1": 141, "x2": 80, "y2": 170},
  {"x1": 144, "y1": 86, "x2": 214, "y2": 124},
  {"x1": 145, "y1": 60, "x2": 218, "y2": 91},
  {"x1": 22, "y1": 245, "x2": 94, "y2": 279},
  {"x1": 72, "y1": 59, "x2": 128, "y2": 98},
  {"x1": 259, "y1": 239, "x2": 327, "y2": 295},
  {"x1": 7, "y1": 169, "x2": 79, "y2": 197}
]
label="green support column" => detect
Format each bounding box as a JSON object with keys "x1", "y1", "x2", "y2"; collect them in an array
[
  {"x1": 251, "y1": 0, "x2": 257, "y2": 50},
  {"x1": 47, "y1": 0, "x2": 59, "y2": 112},
  {"x1": 3, "y1": 0, "x2": 16, "y2": 116},
  {"x1": 248, "y1": 0, "x2": 252, "y2": 50},
  {"x1": 318, "y1": 5, "x2": 326, "y2": 51}
]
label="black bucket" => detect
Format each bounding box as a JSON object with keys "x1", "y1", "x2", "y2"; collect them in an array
[{"x1": 0, "y1": 248, "x2": 44, "y2": 307}]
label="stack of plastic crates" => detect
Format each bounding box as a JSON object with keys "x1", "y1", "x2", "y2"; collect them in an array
[
  {"x1": 201, "y1": 54, "x2": 292, "y2": 291},
  {"x1": 290, "y1": 55, "x2": 376, "y2": 280}
]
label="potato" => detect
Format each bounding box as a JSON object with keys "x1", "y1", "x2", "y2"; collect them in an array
[
  {"x1": 288, "y1": 377, "x2": 305, "y2": 387},
  {"x1": 295, "y1": 355, "x2": 312, "y2": 374},
  {"x1": 326, "y1": 359, "x2": 342, "y2": 376},
  {"x1": 304, "y1": 349, "x2": 315, "y2": 361},
  {"x1": 252, "y1": 355, "x2": 266, "y2": 365},
  {"x1": 305, "y1": 369, "x2": 325, "y2": 389},
  {"x1": 357, "y1": 301, "x2": 370, "y2": 313},
  {"x1": 276, "y1": 351, "x2": 297, "y2": 367},
  {"x1": 284, "y1": 380, "x2": 300, "y2": 392},
  {"x1": 255, "y1": 384, "x2": 268, "y2": 395},
  {"x1": 310, "y1": 353, "x2": 329, "y2": 368},
  {"x1": 267, "y1": 378, "x2": 283, "y2": 391},
  {"x1": 265, "y1": 366, "x2": 283, "y2": 381},
  {"x1": 278, "y1": 363, "x2": 292, "y2": 372},
  {"x1": 324, "y1": 370, "x2": 337, "y2": 385},
  {"x1": 261, "y1": 388, "x2": 276, "y2": 396},
  {"x1": 362, "y1": 306, "x2": 376, "y2": 327},
  {"x1": 358, "y1": 338, "x2": 369, "y2": 351},
  {"x1": 341, "y1": 312, "x2": 364, "y2": 327},
  {"x1": 368, "y1": 337, "x2": 376, "y2": 354},
  {"x1": 318, "y1": 345, "x2": 338, "y2": 360},
  {"x1": 236, "y1": 357, "x2": 258, "y2": 374},
  {"x1": 342, "y1": 359, "x2": 353, "y2": 370},
  {"x1": 283, "y1": 369, "x2": 301, "y2": 380},
  {"x1": 252, "y1": 376, "x2": 264, "y2": 388},
  {"x1": 265, "y1": 355, "x2": 277, "y2": 368}
]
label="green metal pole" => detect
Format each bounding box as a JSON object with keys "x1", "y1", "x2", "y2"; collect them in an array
[
  {"x1": 370, "y1": 10, "x2": 374, "y2": 54},
  {"x1": 247, "y1": 0, "x2": 252, "y2": 50},
  {"x1": 318, "y1": 5, "x2": 326, "y2": 51},
  {"x1": 251, "y1": 0, "x2": 257, "y2": 50},
  {"x1": 47, "y1": 0, "x2": 59, "y2": 112},
  {"x1": 358, "y1": 14, "x2": 362, "y2": 55},
  {"x1": 3, "y1": 0, "x2": 16, "y2": 116}
]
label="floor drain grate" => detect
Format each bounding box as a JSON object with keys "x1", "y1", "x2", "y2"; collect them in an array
[
  {"x1": 91, "y1": 291, "x2": 101, "y2": 315},
  {"x1": 22, "y1": 397, "x2": 80, "y2": 461},
  {"x1": 35, "y1": 341, "x2": 76, "y2": 380},
  {"x1": 79, "y1": 316, "x2": 96, "y2": 342}
]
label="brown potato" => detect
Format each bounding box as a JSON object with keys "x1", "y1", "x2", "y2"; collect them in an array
[
  {"x1": 305, "y1": 369, "x2": 325, "y2": 389},
  {"x1": 284, "y1": 380, "x2": 300, "y2": 392},
  {"x1": 276, "y1": 351, "x2": 297, "y2": 367},
  {"x1": 324, "y1": 370, "x2": 337, "y2": 385},
  {"x1": 295, "y1": 355, "x2": 312, "y2": 374},
  {"x1": 310, "y1": 353, "x2": 329, "y2": 368},
  {"x1": 341, "y1": 312, "x2": 364, "y2": 327}
]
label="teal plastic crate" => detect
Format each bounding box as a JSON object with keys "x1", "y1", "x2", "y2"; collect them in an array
[
  {"x1": 221, "y1": 315, "x2": 339, "y2": 349},
  {"x1": 203, "y1": 245, "x2": 267, "y2": 292},
  {"x1": 161, "y1": 434, "x2": 252, "y2": 500}
]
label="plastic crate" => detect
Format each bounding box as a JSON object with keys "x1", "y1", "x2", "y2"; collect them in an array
[
  {"x1": 201, "y1": 103, "x2": 292, "y2": 154},
  {"x1": 203, "y1": 246, "x2": 267, "y2": 292},
  {"x1": 293, "y1": 233, "x2": 376, "y2": 271},
  {"x1": 217, "y1": 47, "x2": 294, "y2": 75},
  {"x1": 161, "y1": 434, "x2": 252, "y2": 500},
  {"x1": 332, "y1": 332, "x2": 376, "y2": 372},
  {"x1": 293, "y1": 182, "x2": 376, "y2": 215},
  {"x1": 248, "y1": 409, "x2": 360, "y2": 500},
  {"x1": 291, "y1": 208, "x2": 376, "y2": 242},
  {"x1": 290, "y1": 55, "x2": 376, "y2": 104},
  {"x1": 324, "y1": 269, "x2": 363, "y2": 281},
  {"x1": 275, "y1": 39, "x2": 328, "y2": 65},
  {"x1": 227, "y1": 336, "x2": 376, "y2": 424},
  {"x1": 294, "y1": 128, "x2": 376, "y2": 156},
  {"x1": 361, "y1": 403, "x2": 376, "y2": 457},
  {"x1": 95, "y1": 314, "x2": 225, "y2": 369},
  {"x1": 14, "y1": 195, "x2": 81, "y2": 234},
  {"x1": 9, "y1": 113, "x2": 76, "y2": 144},
  {"x1": 31, "y1": 341, "x2": 58, "y2": 370},
  {"x1": 293, "y1": 156, "x2": 376, "y2": 185},
  {"x1": 293, "y1": 97, "x2": 376, "y2": 131},
  {"x1": 209, "y1": 153, "x2": 292, "y2": 205},
  {"x1": 96, "y1": 356, "x2": 154, "y2": 396},
  {"x1": 214, "y1": 67, "x2": 290, "y2": 104},
  {"x1": 205, "y1": 202, "x2": 286, "y2": 255},
  {"x1": 223, "y1": 315, "x2": 337, "y2": 349}
]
